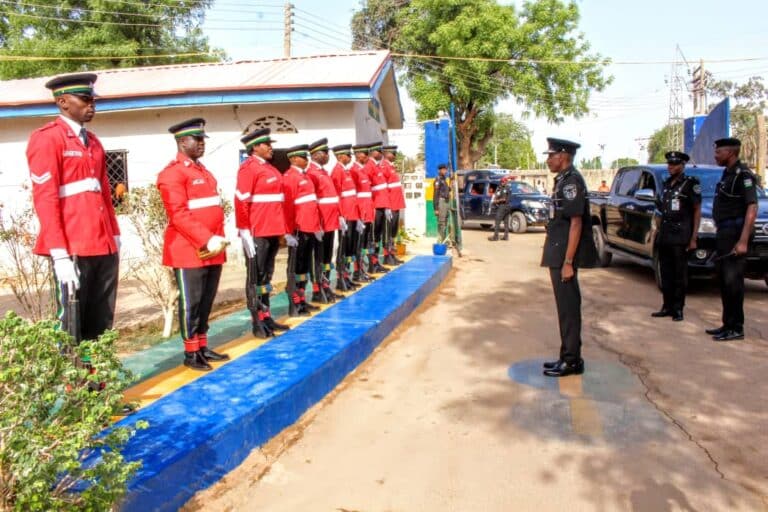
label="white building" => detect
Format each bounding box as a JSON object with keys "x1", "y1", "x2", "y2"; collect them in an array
[{"x1": 0, "y1": 51, "x2": 404, "y2": 218}]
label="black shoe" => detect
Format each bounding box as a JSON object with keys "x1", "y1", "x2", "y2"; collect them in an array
[
  {"x1": 543, "y1": 360, "x2": 584, "y2": 377},
  {"x1": 345, "y1": 277, "x2": 360, "y2": 288},
  {"x1": 252, "y1": 320, "x2": 275, "y2": 339},
  {"x1": 488, "y1": 236, "x2": 499, "y2": 241},
  {"x1": 265, "y1": 316, "x2": 290, "y2": 331},
  {"x1": 295, "y1": 303, "x2": 311, "y2": 316},
  {"x1": 391, "y1": 256, "x2": 404, "y2": 265},
  {"x1": 200, "y1": 346, "x2": 230, "y2": 361},
  {"x1": 501, "y1": 236, "x2": 509, "y2": 241},
  {"x1": 651, "y1": 308, "x2": 672, "y2": 318},
  {"x1": 672, "y1": 310, "x2": 683, "y2": 321},
  {"x1": 303, "y1": 301, "x2": 320, "y2": 311},
  {"x1": 542, "y1": 359, "x2": 562, "y2": 370},
  {"x1": 713, "y1": 329, "x2": 744, "y2": 341},
  {"x1": 705, "y1": 326, "x2": 726, "y2": 335},
  {"x1": 183, "y1": 351, "x2": 212, "y2": 371},
  {"x1": 369, "y1": 263, "x2": 389, "y2": 274}
]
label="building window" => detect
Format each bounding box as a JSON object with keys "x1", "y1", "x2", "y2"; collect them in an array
[
  {"x1": 245, "y1": 115, "x2": 298, "y2": 134},
  {"x1": 105, "y1": 150, "x2": 128, "y2": 208}
]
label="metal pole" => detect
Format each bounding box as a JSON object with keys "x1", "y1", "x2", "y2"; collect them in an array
[{"x1": 283, "y1": 3, "x2": 293, "y2": 58}]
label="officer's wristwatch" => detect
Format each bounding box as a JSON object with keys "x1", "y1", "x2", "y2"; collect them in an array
[{"x1": 564, "y1": 257, "x2": 573, "y2": 265}]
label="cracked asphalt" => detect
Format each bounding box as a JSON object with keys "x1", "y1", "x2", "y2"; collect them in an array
[{"x1": 186, "y1": 229, "x2": 768, "y2": 512}]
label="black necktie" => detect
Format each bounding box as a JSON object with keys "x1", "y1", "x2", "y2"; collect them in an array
[{"x1": 79, "y1": 127, "x2": 88, "y2": 147}]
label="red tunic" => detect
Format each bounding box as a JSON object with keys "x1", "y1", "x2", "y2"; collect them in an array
[
  {"x1": 157, "y1": 153, "x2": 226, "y2": 268},
  {"x1": 235, "y1": 155, "x2": 287, "y2": 237},
  {"x1": 381, "y1": 159, "x2": 406, "y2": 210},
  {"x1": 26, "y1": 117, "x2": 120, "y2": 257},
  {"x1": 350, "y1": 162, "x2": 374, "y2": 223},
  {"x1": 282, "y1": 166, "x2": 321, "y2": 233},
  {"x1": 365, "y1": 158, "x2": 391, "y2": 209},
  {"x1": 306, "y1": 162, "x2": 341, "y2": 231},
  {"x1": 330, "y1": 162, "x2": 359, "y2": 221}
]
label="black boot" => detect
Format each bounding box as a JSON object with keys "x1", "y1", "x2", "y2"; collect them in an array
[
  {"x1": 251, "y1": 312, "x2": 274, "y2": 338},
  {"x1": 200, "y1": 346, "x2": 230, "y2": 361},
  {"x1": 312, "y1": 283, "x2": 331, "y2": 304},
  {"x1": 265, "y1": 315, "x2": 290, "y2": 331},
  {"x1": 488, "y1": 235, "x2": 499, "y2": 241},
  {"x1": 345, "y1": 274, "x2": 360, "y2": 288},
  {"x1": 288, "y1": 292, "x2": 307, "y2": 317},
  {"x1": 336, "y1": 271, "x2": 351, "y2": 292},
  {"x1": 184, "y1": 350, "x2": 212, "y2": 371}
]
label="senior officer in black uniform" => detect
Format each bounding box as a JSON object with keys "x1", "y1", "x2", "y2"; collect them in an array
[
  {"x1": 705, "y1": 138, "x2": 758, "y2": 341},
  {"x1": 651, "y1": 151, "x2": 701, "y2": 322},
  {"x1": 541, "y1": 138, "x2": 598, "y2": 377}
]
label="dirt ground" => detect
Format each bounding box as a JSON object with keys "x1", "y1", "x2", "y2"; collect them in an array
[{"x1": 185, "y1": 228, "x2": 768, "y2": 512}]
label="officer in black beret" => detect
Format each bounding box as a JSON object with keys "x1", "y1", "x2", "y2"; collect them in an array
[
  {"x1": 651, "y1": 151, "x2": 701, "y2": 322},
  {"x1": 540, "y1": 138, "x2": 598, "y2": 377},
  {"x1": 705, "y1": 138, "x2": 758, "y2": 341}
]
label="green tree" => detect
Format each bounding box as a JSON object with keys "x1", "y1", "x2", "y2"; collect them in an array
[
  {"x1": 351, "y1": 0, "x2": 410, "y2": 50},
  {"x1": 352, "y1": 0, "x2": 610, "y2": 169},
  {"x1": 479, "y1": 114, "x2": 536, "y2": 169},
  {"x1": 706, "y1": 74, "x2": 766, "y2": 168},
  {"x1": 0, "y1": 312, "x2": 146, "y2": 510},
  {"x1": 611, "y1": 157, "x2": 639, "y2": 169},
  {"x1": 647, "y1": 124, "x2": 675, "y2": 163},
  {"x1": 579, "y1": 156, "x2": 602, "y2": 169},
  {"x1": 0, "y1": 1, "x2": 221, "y2": 79}
]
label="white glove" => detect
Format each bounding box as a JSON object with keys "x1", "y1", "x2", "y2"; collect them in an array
[
  {"x1": 206, "y1": 235, "x2": 227, "y2": 253},
  {"x1": 284, "y1": 233, "x2": 299, "y2": 247},
  {"x1": 356, "y1": 220, "x2": 365, "y2": 234},
  {"x1": 385, "y1": 208, "x2": 393, "y2": 221},
  {"x1": 53, "y1": 257, "x2": 80, "y2": 290},
  {"x1": 239, "y1": 229, "x2": 255, "y2": 258},
  {"x1": 339, "y1": 216, "x2": 348, "y2": 233},
  {"x1": 314, "y1": 230, "x2": 324, "y2": 242},
  {"x1": 114, "y1": 235, "x2": 121, "y2": 252}
]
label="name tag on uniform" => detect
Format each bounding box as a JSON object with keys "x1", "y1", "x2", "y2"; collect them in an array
[
  {"x1": 62, "y1": 150, "x2": 82, "y2": 157},
  {"x1": 671, "y1": 199, "x2": 680, "y2": 211},
  {"x1": 299, "y1": 179, "x2": 308, "y2": 185},
  {"x1": 266, "y1": 177, "x2": 277, "y2": 183}
]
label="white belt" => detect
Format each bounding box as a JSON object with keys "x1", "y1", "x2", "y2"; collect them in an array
[
  {"x1": 188, "y1": 195, "x2": 221, "y2": 210},
  {"x1": 251, "y1": 193, "x2": 284, "y2": 203},
  {"x1": 294, "y1": 193, "x2": 317, "y2": 205},
  {"x1": 357, "y1": 191, "x2": 372, "y2": 198},
  {"x1": 58, "y1": 177, "x2": 101, "y2": 198},
  {"x1": 371, "y1": 183, "x2": 388, "y2": 192},
  {"x1": 388, "y1": 182, "x2": 402, "y2": 189},
  {"x1": 317, "y1": 196, "x2": 339, "y2": 204},
  {"x1": 341, "y1": 189, "x2": 357, "y2": 198}
]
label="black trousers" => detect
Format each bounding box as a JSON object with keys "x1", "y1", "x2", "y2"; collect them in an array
[
  {"x1": 295, "y1": 231, "x2": 315, "y2": 287},
  {"x1": 389, "y1": 210, "x2": 400, "y2": 241},
  {"x1": 174, "y1": 265, "x2": 222, "y2": 342},
  {"x1": 362, "y1": 222, "x2": 374, "y2": 257},
  {"x1": 658, "y1": 244, "x2": 688, "y2": 312},
  {"x1": 716, "y1": 229, "x2": 746, "y2": 331},
  {"x1": 373, "y1": 208, "x2": 387, "y2": 249},
  {"x1": 493, "y1": 204, "x2": 511, "y2": 237},
  {"x1": 345, "y1": 224, "x2": 359, "y2": 259},
  {"x1": 549, "y1": 267, "x2": 582, "y2": 364},
  {"x1": 245, "y1": 236, "x2": 280, "y2": 307},
  {"x1": 321, "y1": 230, "x2": 334, "y2": 266},
  {"x1": 56, "y1": 253, "x2": 119, "y2": 341}
]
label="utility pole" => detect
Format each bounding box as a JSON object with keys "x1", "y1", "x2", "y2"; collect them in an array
[
  {"x1": 692, "y1": 59, "x2": 707, "y2": 115},
  {"x1": 283, "y1": 3, "x2": 294, "y2": 58},
  {"x1": 757, "y1": 111, "x2": 766, "y2": 183},
  {"x1": 666, "y1": 44, "x2": 688, "y2": 151}
]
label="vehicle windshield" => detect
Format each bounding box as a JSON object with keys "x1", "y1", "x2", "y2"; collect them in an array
[
  {"x1": 508, "y1": 182, "x2": 537, "y2": 194},
  {"x1": 684, "y1": 167, "x2": 767, "y2": 197}
]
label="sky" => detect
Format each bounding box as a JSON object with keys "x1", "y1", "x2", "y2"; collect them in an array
[{"x1": 201, "y1": 0, "x2": 768, "y2": 167}]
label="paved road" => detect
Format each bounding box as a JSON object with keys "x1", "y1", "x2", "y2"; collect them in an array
[{"x1": 186, "y1": 229, "x2": 768, "y2": 512}]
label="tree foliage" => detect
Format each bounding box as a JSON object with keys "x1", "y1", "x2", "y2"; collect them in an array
[
  {"x1": 647, "y1": 124, "x2": 674, "y2": 164},
  {"x1": 0, "y1": 312, "x2": 146, "y2": 511},
  {"x1": 478, "y1": 114, "x2": 536, "y2": 169},
  {"x1": 0, "y1": 0, "x2": 220, "y2": 79},
  {"x1": 611, "y1": 157, "x2": 639, "y2": 169},
  {"x1": 352, "y1": 0, "x2": 610, "y2": 169},
  {"x1": 579, "y1": 156, "x2": 603, "y2": 170}
]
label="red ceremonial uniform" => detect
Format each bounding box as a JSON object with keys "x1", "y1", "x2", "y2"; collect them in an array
[
  {"x1": 365, "y1": 159, "x2": 391, "y2": 209},
  {"x1": 306, "y1": 162, "x2": 341, "y2": 231},
  {"x1": 283, "y1": 166, "x2": 322, "y2": 233},
  {"x1": 27, "y1": 117, "x2": 120, "y2": 256},
  {"x1": 157, "y1": 153, "x2": 226, "y2": 268},
  {"x1": 330, "y1": 162, "x2": 359, "y2": 221},
  {"x1": 351, "y1": 162, "x2": 375, "y2": 222},
  {"x1": 235, "y1": 155, "x2": 287, "y2": 237},
  {"x1": 382, "y1": 159, "x2": 406, "y2": 210}
]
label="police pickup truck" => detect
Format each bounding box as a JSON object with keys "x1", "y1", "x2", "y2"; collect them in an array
[
  {"x1": 590, "y1": 164, "x2": 768, "y2": 286},
  {"x1": 457, "y1": 170, "x2": 550, "y2": 233}
]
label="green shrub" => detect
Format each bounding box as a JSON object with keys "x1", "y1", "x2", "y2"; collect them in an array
[{"x1": 0, "y1": 312, "x2": 147, "y2": 511}]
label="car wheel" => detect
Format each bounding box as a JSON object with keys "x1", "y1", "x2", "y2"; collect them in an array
[
  {"x1": 653, "y1": 249, "x2": 662, "y2": 290},
  {"x1": 510, "y1": 212, "x2": 527, "y2": 233},
  {"x1": 592, "y1": 225, "x2": 612, "y2": 267}
]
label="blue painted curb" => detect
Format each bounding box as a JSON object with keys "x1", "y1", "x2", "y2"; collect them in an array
[{"x1": 117, "y1": 255, "x2": 451, "y2": 511}]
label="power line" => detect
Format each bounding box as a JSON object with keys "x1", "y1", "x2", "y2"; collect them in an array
[{"x1": 0, "y1": 52, "x2": 218, "y2": 61}]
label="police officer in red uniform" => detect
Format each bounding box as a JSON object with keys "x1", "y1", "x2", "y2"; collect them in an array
[
  {"x1": 364, "y1": 141, "x2": 391, "y2": 273},
  {"x1": 330, "y1": 144, "x2": 363, "y2": 290},
  {"x1": 235, "y1": 127, "x2": 291, "y2": 336},
  {"x1": 382, "y1": 144, "x2": 406, "y2": 265},
  {"x1": 157, "y1": 118, "x2": 230, "y2": 371},
  {"x1": 282, "y1": 145, "x2": 323, "y2": 316},
  {"x1": 27, "y1": 73, "x2": 120, "y2": 342},
  {"x1": 307, "y1": 138, "x2": 346, "y2": 303},
  {"x1": 351, "y1": 144, "x2": 376, "y2": 281}
]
